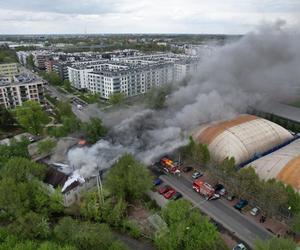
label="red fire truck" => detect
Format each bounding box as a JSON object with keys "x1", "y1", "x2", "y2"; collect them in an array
[
  {"x1": 160, "y1": 157, "x2": 180, "y2": 175},
  {"x1": 193, "y1": 179, "x2": 215, "y2": 199}
]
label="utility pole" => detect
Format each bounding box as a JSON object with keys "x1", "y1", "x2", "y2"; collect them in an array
[
  {"x1": 96, "y1": 166, "x2": 104, "y2": 205},
  {"x1": 98, "y1": 170, "x2": 104, "y2": 204}
]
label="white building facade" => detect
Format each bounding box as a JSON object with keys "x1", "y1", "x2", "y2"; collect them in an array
[{"x1": 68, "y1": 54, "x2": 198, "y2": 100}]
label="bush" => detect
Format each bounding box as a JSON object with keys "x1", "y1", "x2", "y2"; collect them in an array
[{"x1": 121, "y1": 220, "x2": 142, "y2": 239}]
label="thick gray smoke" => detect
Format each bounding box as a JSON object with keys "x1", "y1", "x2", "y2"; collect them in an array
[{"x1": 68, "y1": 22, "x2": 300, "y2": 178}]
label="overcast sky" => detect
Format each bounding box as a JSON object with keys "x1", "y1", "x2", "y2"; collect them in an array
[{"x1": 0, "y1": 0, "x2": 299, "y2": 34}]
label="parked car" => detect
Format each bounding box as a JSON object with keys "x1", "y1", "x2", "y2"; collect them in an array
[
  {"x1": 192, "y1": 171, "x2": 203, "y2": 179},
  {"x1": 153, "y1": 178, "x2": 163, "y2": 186},
  {"x1": 171, "y1": 192, "x2": 182, "y2": 200},
  {"x1": 207, "y1": 193, "x2": 220, "y2": 201},
  {"x1": 233, "y1": 243, "x2": 247, "y2": 250},
  {"x1": 234, "y1": 199, "x2": 248, "y2": 211},
  {"x1": 215, "y1": 184, "x2": 224, "y2": 191},
  {"x1": 182, "y1": 166, "x2": 193, "y2": 172},
  {"x1": 219, "y1": 188, "x2": 226, "y2": 196},
  {"x1": 250, "y1": 207, "x2": 260, "y2": 216},
  {"x1": 158, "y1": 185, "x2": 171, "y2": 195},
  {"x1": 214, "y1": 184, "x2": 226, "y2": 196},
  {"x1": 164, "y1": 189, "x2": 176, "y2": 199}
]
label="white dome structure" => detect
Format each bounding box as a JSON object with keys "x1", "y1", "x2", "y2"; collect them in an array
[
  {"x1": 248, "y1": 139, "x2": 300, "y2": 192},
  {"x1": 193, "y1": 115, "x2": 293, "y2": 165}
]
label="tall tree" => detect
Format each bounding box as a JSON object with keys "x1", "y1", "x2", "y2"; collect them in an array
[
  {"x1": 291, "y1": 212, "x2": 300, "y2": 234},
  {"x1": 105, "y1": 154, "x2": 152, "y2": 202},
  {"x1": 108, "y1": 93, "x2": 125, "y2": 106},
  {"x1": 155, "y1": 200, "x2": 224, "y2": 250},
  {"x1": 181, "y1": 137, "x2": 210, "y2": 164},
  {"x1": 42, "y1": 72, "x2": 62, "y2": 86},
  {"x1": 254, "y1": 237, "x2": 296, "y2": 250},
  {"x1": 0, "y1": 105, "x2": 16, "y2": 131},
  {"x1": 54, "y1": 217, "x2": 128, "y2": 250},
  {"x1": 146, "y1": 86, "x2": 170, "y2": 109},
  {"x1": 15, "y1": 101, "x2": 49, "y2": 135},
  {"x1": 37, "y1": 139, "x2": 57, "y2": 155},
  {"x1": 82, "y1": 117, "x2": 107, "y2": 143},
  {"x1": 0, "y1": 137, "x2": 30, "y2": 168}
]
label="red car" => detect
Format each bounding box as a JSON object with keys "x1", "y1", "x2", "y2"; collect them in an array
[
  {"x1": 158, "y1": 185, "x2": 172, "y2": 195},
  {"x1": 164, "y1": 189, "x2": 176, "y2": 199}
]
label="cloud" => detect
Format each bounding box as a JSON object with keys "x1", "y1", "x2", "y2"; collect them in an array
[{"x1": 0, "y1": 0, "x2": 299, "y2": 34}]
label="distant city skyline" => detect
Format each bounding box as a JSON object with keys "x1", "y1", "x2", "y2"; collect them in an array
[{"x1": 0, "y1": 0, "x2": 299, "y2": 34}]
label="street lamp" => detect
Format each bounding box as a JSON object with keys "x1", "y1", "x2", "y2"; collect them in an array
[{"x1": 288, "y1": 206, "x2": 292, "y2": 220}]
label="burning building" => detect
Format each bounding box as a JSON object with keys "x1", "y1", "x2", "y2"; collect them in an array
[{"x1": 44, "y1": 164, "x2": 97, "y2": 207}]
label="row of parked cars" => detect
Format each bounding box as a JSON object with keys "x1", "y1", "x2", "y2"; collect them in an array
[{"x1": 153, "y1": 178, "x2": 183, "y2": 200}]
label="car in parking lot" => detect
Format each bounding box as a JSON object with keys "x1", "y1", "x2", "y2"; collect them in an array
[
  {"x1": 234, "y1": 199, "x2": 248, "y2": 211},
  {"x1": 192, "y1": 171, "x2": 203, "y2": 179},
  {"x1": 153, "y1": 178, "x2": 163, "y2": 186},
  {"x1": 158, "y1": 185, "x2": 172, "y2": 195},
  {"x1": 250, "y1": 207, "x2": 260, "y2": 216},
  {"x1": 164, "y1": 189, "x2": 176, "y2": 199},
  {"x1": 214, "y1": 184, "x2": 226, "y2": 196},
  {"x1": 233, "y1": 243, "x2": 247, "y2": 250},
  {"x1": 171, "y1": 192, "x2": 182, "y2": 200}
]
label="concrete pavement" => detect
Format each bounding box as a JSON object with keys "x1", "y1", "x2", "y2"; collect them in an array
[{"x1": 160, "y1": 174, "x2": 273, "y2": 248}]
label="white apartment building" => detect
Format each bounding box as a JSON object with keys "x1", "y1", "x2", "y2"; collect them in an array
[
  {"x1": 68, "y1": 67, "x2": 94, "y2": 89},
  {"x1": 16, "y1": 51, "x2": 31, "y2": 65},
  {"x1": 68, "y1": 54, "x2": 200, "y2": 99},
  {"x1": 69, "y1": 61, "x2": 174, "y2": 99},
  {"x1": 0, "y1": 74, "x2": 44, "y2": 108}
]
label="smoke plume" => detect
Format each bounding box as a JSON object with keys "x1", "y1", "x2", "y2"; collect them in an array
[{"x1": 68, "y1": 22, "x2": 300, "y2": 177}]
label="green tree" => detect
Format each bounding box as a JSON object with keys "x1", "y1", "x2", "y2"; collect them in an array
[
  {"x1": 0, "y1": 105, "x2": 16, "y2": 131},
  {"x1": 42, "y1": 72, "x2": 62, "y2": 86},
  {"x1": 235, "y1": 167, "x2": 261, "y2": 201},
  {"x1": 62, "y1": 80, "x2": 72, "y2": 92},
  {"x1": 82, "y1": 117, "x2": 107, "y2": 143},
  {"x1": 291, "y1": 212, "x2": 300, "y2": 234},
  {"x1": 155, "y1": 200, "x2": 223, "y2": 250},
  {"x1": 0, "y1": 157, "x2": 62, "y2": 220},
  {"x1": 0, "y1": 46, "x2": 17, "y2": 63},
  {"x1": 37, "y1": 139, "x2": 56, "y2": 155},
  {"x1": 1, "y1": 157, "x2": 46, "y2": 182},
  {"x1": 258, "y1": 179, "x2": 288, "y2": 217},
  {"x1": 56, "y1": 101, "x2": 74, "y2": 120},
  {"x1": 15, "y1": 101, "x2": 49, "y2": 135},
  {"x1": 54, "y1": 217, "x2": 126, "y2": 250},
  {"x1": 146, "y1": 86, "x2": 169, "y2": 109},
  {"x1": 285, "y1": 185, "x2": 300, "y2": 214},
  {"x1": 181, "y1": 137, "x2": 210, "y2": 164},
  {"x1": 9, "y1": 212, "x2": 50, "y2": 240},
  {"x1": 0, "y1": 137, "x2": 30, "y2": 167},
  {"x1": 108, "y1": 93, "x2": 125, "y2": 106},
  {"x1": 254, "y1": 237, "x2": 296, "y2": 250},
  {"x1": 105, "y1": 154, "x2": 152, "y2": 202},
  {"x1": 79, "y1": 188, "x2": 126, "y2": 225}
]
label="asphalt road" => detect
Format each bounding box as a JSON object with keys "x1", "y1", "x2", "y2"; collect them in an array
[{"x1": 160, "y1": 174, "x2": 273, "y2": 248}]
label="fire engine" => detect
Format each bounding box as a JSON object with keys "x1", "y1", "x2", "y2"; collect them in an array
[
  {"x1": 160, "y1": 157, "x2": 180, "y2": 174},
  {"x1": 193, "y1": 179, "x2": 215, "y2": 199}
]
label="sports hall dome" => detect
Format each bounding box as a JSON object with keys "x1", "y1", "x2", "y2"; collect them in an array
[
  {"x1": 248, "y1": 139, "x2": 300, "y2": 192},
  {"x1": 193, "y1": 115, "x2": 293, "y2": 165}
]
